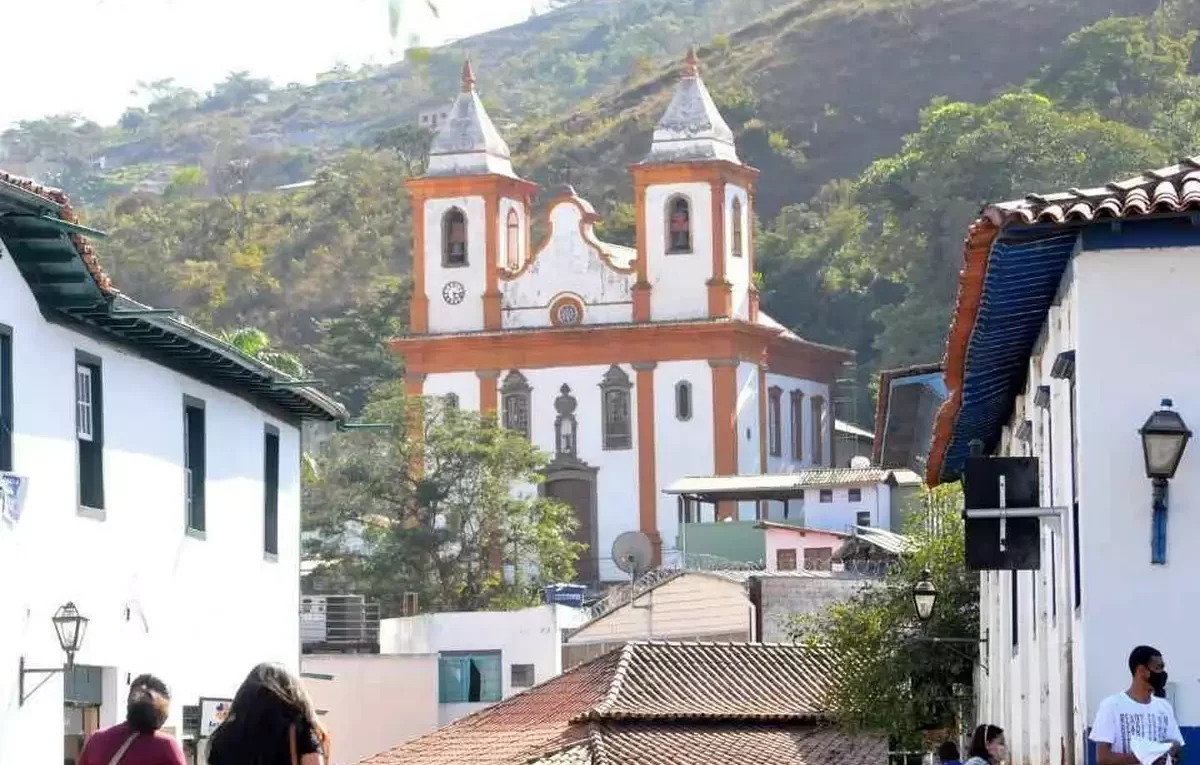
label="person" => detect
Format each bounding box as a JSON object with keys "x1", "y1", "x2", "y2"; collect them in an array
[
  {"x1": 938, "y1": 740, "x2": 963, "y2": 765},
  {"x1": 1091, "y1": 646, "x2": 1184, "y2": 765},
  {"x1": 964, "y1": 724, "x2": 1006, "y2": 765},
  {"x1": 206, "y1": 663, "x2": 328, "y2": 765},
  {"x1": 78, "y1": 674, "x2": 187, "y2": 765}
]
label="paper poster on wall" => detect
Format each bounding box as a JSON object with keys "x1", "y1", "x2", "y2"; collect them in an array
[
  {"x1": 0, "y1": 472, "x2": 28, "y2": 524},
  {"x1": 199, "y1": 698, "x2": 233, "y2": 738}
]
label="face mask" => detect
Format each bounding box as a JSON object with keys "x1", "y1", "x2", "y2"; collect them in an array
[{"x1": 1150, "y1": 671, "x2": 1169, "y2": 695}]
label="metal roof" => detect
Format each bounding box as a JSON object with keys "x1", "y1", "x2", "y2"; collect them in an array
[
  {"x1": 840, "y1": 526, "x2": 911, "y2": 556},
  {"x1": 664, "y1": 468, "x2": 922, "y2": 502},
  {"x1": 0, "y1": 171, "x2": 347, "y2": 422}
]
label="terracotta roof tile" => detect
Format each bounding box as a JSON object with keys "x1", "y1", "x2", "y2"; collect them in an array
[{"x1": 358, "y1": 643, "x2": 857, "y2": 765}]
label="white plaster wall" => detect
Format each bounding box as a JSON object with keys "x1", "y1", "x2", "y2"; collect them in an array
[
  {"x1": 1075, "y1": 246, "x2": 1200, "y2": 732},
  {"x1": 379, "y1": 605, "x2": 586, "y2": 726},
  {"x1": 422, "y1": 371, "x2": 481, "y2": 411},
  {"x1": 502, "y1": 200, "x2": 633, "y2": 329},
  {"x1": 301, "y1": 654, "x2": 438, "y2": 765},
  {"x1": 498, "y1": 197, "x2": 527, "y2": 273},
  {"x1": 764, "y1": 373, "x2": 830, "y2": 474},
  {"x1": 0, "y1": 250, "x2": 304, "y2": 765},
  {"x1": 645, "y1": 182, "x2": 712, "y2": 322},
  {"x1": 799, "y1": 484, "x2": 883, "y2": 532},
  {"x1": 426, "y1": 195, "x2": 487, "y2": 334},
  {"x1": 654, "y1": 361, "x2": 714, "y2": 564},
  {"x1": 982, "y1": 271, "x2": 1086, "y2": 765},
  {"x1": 735, "y1": 363, "x2": 762, "y2": 520},
  {"x1": 725, "y1": 184, "x2": 751, "y2": 321}
]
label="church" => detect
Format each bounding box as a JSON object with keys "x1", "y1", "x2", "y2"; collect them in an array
[{"x1": 394, "y1": 51, "x2": 852, "y2": 584}]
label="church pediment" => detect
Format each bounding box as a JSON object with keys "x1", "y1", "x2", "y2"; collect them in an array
[{"x1": 500, "y1": 188, "x2": 635, "y2": 329}]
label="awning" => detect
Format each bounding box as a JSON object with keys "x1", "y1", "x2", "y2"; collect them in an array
[{"x1": 664, "y1": 467, "x2": 919, "y2": 503}]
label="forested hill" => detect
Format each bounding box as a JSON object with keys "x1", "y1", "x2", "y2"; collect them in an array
[{"x1": 3, "y1": 0, "x2": 1198, "y2": 417}]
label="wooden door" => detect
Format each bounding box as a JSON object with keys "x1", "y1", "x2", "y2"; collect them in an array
[{"x1": 545, "y1": 478, "x2": 597, "y2": 583}]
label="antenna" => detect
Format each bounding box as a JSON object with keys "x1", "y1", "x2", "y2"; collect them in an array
[{"x1": 611, "y1": 531, "x2": 653, "y2": 579}]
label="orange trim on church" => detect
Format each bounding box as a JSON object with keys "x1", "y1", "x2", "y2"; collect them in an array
[
  {"x1": 477, "y1": 370, "x2": 499, "y2": 416},
  {"x1": 747, "y1": 189, "x2": 760, "y2": 322},
  {"x1": 484, "y1": 192, "x2": 502, "y2": 329},
  {"x1": 757, "y1": 363, "x2": 768, "y2": 473},
  {"x1": 633, "y1": 362, "x2": 662, "y2": 565},
  {"x1": 393, "y1": 320, "x2": 848, "y2": 383},
  {"x1": 504, "y1": 192, "x2": 637, "y2": 284},
  {"x1": 632, "y1": 184, "x2": 651, "y2": 322},
  {"x1": 707, "y1": 179, "x2": 731, "y2": 319},
  {"x1": 709, "y1": 359, "x2": 739, "y2": 521},
  {"x1": 409, "y1": 190, "x2": 430, "y2": 334}
]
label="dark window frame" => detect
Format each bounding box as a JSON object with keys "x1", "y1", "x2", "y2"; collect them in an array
[
  {"x1": 819, "y1": 489, "x2": 833, "y2": 503},
  {"x1": 811, "y1": 396, "x2": 826, "y2": 465},
  {"x1": 75, "y1": 351, "x2": 105, "y2": 515},
  {"x1": 767, "y1": 386, "x2": 782, "y2": 457},
  {"x1": 856, "y1": 509, "x2": 871, "y2": 527},
  {"x1": 183, "y1": 395, "x2": 207, "y2": 537},
  {"x1": 731, "y1": 197, "x2": 744, "y2": 258},
  {"x1": 438, "y1": 650, "x2": 502, "y2": 704},
  {"x1": 600, "y1": 366, "x2": 632, "y2": 450},
  {"x1": 848, "y1": 487, "x2": 862, "y2": 503},
  {"x1": 789, "y1": 390, "x2": 803, "y2": 460},
  {"x1": 665, "y1": 195, "x2": 693, "y2": 254},
  {"x1": 510, "y1": 663, "x2": 536, "y2": 688},
  {"x1": 0, "y1": 324, "x2": 12, "y2": 472},
  {"x1": 505, "y1": 208, "x2": 521, "y2": 270},
  {"x1": 501, "y1": 370, "x2": 531, "y2": 439},
  {"x1": 775, "y1": 548, "x2": 797, "y2": 571},
  {"x1": 442, "y1": 207, "x2": 469, "y2": 267},
  {"x1": 264, "y1": 424, "x2": 281, "y2": 558},
  {"x1": 675, "y1": 381, "x2": 692, "y2": 421},
  {"x1": 803, "y1": 547, "x2": 833, "y2": 571}
]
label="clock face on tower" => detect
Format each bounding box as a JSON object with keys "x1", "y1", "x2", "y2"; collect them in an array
[{"x1": 442, "y1": 281, "x2": 466, "y2": 305}]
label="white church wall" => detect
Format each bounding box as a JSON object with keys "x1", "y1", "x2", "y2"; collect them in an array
[
  {"x1": 501, "y1": 200, "x2": 633, "y2": 329},
  {"x1": 426, "y1": 196, "x2": 487, "y2": 334},
  {"x1": 645, "y1": 182, "x2": 712, "y2": 322},
  {"x1": 764, "y1": 372, "x2": 830, "y2": 475},
  {"x1": 422, "y1": 372, "x2": 481, "y2": 411},
  {"x1": 654, "y1": 360, "x2": 715, "y2": 562},
  {"x1": 735, "y1": 362, "x2": 762, "y2": 520}
]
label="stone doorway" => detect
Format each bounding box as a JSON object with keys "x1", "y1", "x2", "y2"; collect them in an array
[{"x1": 542, "y1": 463, "x2": 599, "y2": 585}]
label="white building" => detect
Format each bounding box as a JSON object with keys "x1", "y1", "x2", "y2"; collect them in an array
[
  {"x1": 926, "y1": 159, "x2": 1200, "y2": 765},
  {"x1": 394, "y1": 53, "x2": 851, "y2": 584},
  {"x1": 379, "y1": 604, "x2": 587, "y2": 726},
  {"x1": 0, "y1": 171, "x2": 345, "y2": 764}
]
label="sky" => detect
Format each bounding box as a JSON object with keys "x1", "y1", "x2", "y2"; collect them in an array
[{"x1": 0, "y1": 0, "x2": 553, "y2": 129}]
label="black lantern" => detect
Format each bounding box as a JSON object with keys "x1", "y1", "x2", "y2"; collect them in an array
[
  {"x1": 912, "y1": 569, "x2": 937, "y2": 622},
  {"x1": 1139, "y1": 399, "x2": 1192, "y2": 480},
  {"x1": 52, "y1": 602, "x2": 88, "y2": 665},
  {"x1": 19, "y1": 601, "x2": 89, "y2": 705}
]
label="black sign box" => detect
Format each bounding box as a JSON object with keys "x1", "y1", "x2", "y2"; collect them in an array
[{"x1": 963, "y1": 456, "x2": 1042, "y2": 571}]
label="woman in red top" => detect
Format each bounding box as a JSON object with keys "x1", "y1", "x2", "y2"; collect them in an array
[
  {"x1": 206, "y1": 663, "x2": 329, "y2": 765},
  {"x1": 78, "y1": 674, "x2": 187, "y2": 765}
]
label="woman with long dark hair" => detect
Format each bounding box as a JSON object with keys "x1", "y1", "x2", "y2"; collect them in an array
[
  {"x1": 206, "y1": 663, "x2": 329, "y2": 765},
  {"x1": 965, "y1": 724, "x2": 1006, "y2": 765}
]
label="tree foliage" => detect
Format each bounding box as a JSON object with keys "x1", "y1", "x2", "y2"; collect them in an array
[
  {"x1": 791, "y1": 485, "x2": 976, "y2": 747},
  {"x1": 303, "y1": 383, "x2": 582, "y2": 613}
]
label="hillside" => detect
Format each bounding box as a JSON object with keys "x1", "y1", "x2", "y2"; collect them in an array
[{"x1": 4, "y1": 0, "x2": 1195, "y2": 418}]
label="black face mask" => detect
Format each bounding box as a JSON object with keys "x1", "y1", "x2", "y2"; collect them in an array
[
  {"x1": 1149, "y1": 670, "x2": 1169, "y2": 696},
  {"x1": 127, "y1": 697, "x2": 161, "y2": 734}
]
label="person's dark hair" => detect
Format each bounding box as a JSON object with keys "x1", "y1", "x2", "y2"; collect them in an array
[
  {"x1": 1129, "y1": 645, "x2": 1162, "y2": 675},
  {"x1": 127, "y1": 674, "x2": 171, "y2": 734},
  {"x1": 937, "y1": 741, "x2": 961, "y2": 762},
  {"x1": 968, "y1": 725, "x2": 1004, "y2": 761},
  {"x1": 206, "y1": 663, "x2": 327, "y2": 765}
]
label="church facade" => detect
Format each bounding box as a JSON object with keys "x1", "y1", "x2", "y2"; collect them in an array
[{"x1": 394, "y1": 52, "x2": 851, "y2": 584}]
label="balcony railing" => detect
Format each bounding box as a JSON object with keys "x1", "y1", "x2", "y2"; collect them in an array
[{"x1": 300, "y1": 596, "x2": 381, "y2": 654}]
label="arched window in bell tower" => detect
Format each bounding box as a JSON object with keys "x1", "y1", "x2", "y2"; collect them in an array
[
  {"x1": 443, "y1": 207, "x2": 468, "y2": 267},
  {"x1": 731, "y1": 197, "x2": 744, "y2": 258},
  {"x1": 505, "y1": 209, "x2": 521, "y2": 270},
  {"x1": 666, "y1": 195, "x2": 692, "y2": 254}
]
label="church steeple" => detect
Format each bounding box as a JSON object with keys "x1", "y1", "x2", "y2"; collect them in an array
[
  {"x1": 643, "y1": 47, "x2": 740, "y2": 165},
  {"x1": 426, "y1": 57, "x2": 519, "y2": 178}
]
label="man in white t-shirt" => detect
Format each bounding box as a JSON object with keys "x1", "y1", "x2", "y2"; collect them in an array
[{"x1": 1091, "y1": 645, "x2": 1184, "y2": 765}]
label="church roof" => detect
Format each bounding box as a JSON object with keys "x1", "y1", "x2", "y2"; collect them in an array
[
  {"x1": 642, "y1": 48, "x2": 740, "y2": 166},
  {"x1": 426, "y1": 59, "x2": 519, "y2": 179}
]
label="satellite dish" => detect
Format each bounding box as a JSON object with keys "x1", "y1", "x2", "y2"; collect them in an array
[
  {"x1": 612, "y1": 531, "x2": 654, "y2": 577},
  {"x1": 850, "y1": 455, "x2": 872, "y2": 469}
]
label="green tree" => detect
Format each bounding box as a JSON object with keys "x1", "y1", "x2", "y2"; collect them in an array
[
  {"x1": 217, "y1": 326, "x2": 306, "y2": 377},
  {"x1": 791, "y1": 484, "x2": 976, "y2": 747},
  {"x1": 303, "y1": 382, "x2": 582, "y2": 613}
]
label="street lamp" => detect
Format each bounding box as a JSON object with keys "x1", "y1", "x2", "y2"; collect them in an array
[
  {"x1": 913, "y1": 569, "x2": 937, "y2": 622},
  {"x1": 19, "y1": 601, "x2": 89, "y2": 706},
  {"x1": 1139, "y1": 399, "x2": 1192, "y2": 565}
]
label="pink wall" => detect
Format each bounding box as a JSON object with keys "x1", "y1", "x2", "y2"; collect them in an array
[{"x1": 761, "y1": 525, "x2": 848, "y2": 572}]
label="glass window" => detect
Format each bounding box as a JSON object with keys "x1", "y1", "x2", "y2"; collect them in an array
[
  {"x1": 768, "y1": 387, "x2": 782, "y2": 457},
  {"x1": 776, "y1": 548, "x2": 797, "y2": 571},
  {"x1": 264, "y1": 426, "x2": 280, "y2": 555},
  {"x1": 0, "y1": 326, "x2": 11, "y2": 472},
  {"x1": 803, "y1": 547, "x2": 833, "y2": 571},
  {"x1": 811, "y1": 396, "x2": 826, "y2": 465},
  {"x1": 443, "y1": 208, "x2": 468, "y2": 267},
  {"x1": 501, "y1": 371, "x2": 531, "y2": 439},
  {"x1": 856, "y1": 510, "x2": 871, "y2": 527},
  {"x1": 790, "y1": 391, "x2": 803, "y2": 460},
  {"x1": 438, "y1": 652, "x2": 502, "y2": 703},
  {"x1": 506, "y1": 209, "x2": 521, "y2": 270},
  {"x1": 601, "y1": 366, "x2": 632, "y2": 450},
  {"x1": 666, "y1": 196, "x2": 692, "y2": 254},
  {"x1": 819, "y1": 489, "x2": 833, "y2": 503},
  {"x1": 511, "y1": 664, "x2": 535, "y2": 688},
  {"x1": 848, "y1": 488, "x2": 862, "y2": 502},
  {"x1": 76, "y1": 356, "x2": 104, "y2": 510},
  {"x1": 184, "y1": 399, "x2": 206, "y2": 534},
  {"x1": 731, "y1": 197, "x2": 743, "y2": 258},
  {"x1": 675, "y1": 381, "x2": 692, "y2": 421}
]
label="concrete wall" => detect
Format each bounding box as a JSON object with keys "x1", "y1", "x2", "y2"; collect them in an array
[
  {"x1": 0, "y1": 243, "x2": 305, "y2": 765},
  {"x1": 763, "y1": 527, "x2": 847, "y2": 572},
  {"x1": 379, "y1": 605, "x2": 586, "y2": 726},
  {"x1": 757, "y1": 575, "x2": 874, "y2": 643},
  {"x1": 302, "y1": 654, "x2": 438, "y2": 765},
  {"x1": 566, "y1": 573, "x2": 750, "y2": 647}
]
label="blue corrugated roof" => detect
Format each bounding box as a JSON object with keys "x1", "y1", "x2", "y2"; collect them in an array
[{"x1": 938, "y1": 231, "x2": 1078, "y2": 483}]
